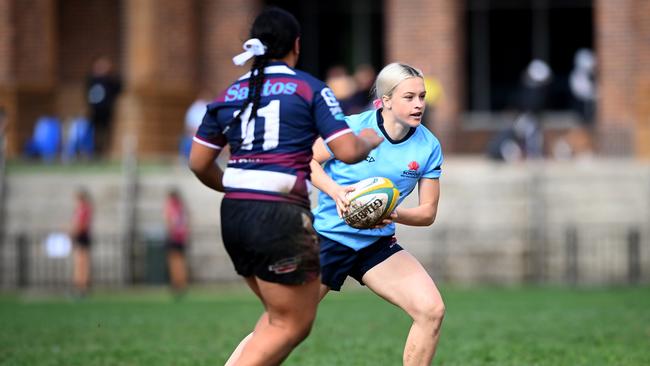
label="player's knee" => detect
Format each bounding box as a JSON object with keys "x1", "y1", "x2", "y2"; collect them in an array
[
  {"x1": 432, "y1": 301, "x2": 446, "y2": 327},
  {"x1": 412, "y1": 297, "x2": 445, "y2": 327},
  {"x1": 286, "y1": 317, "x2": 315, "y2": 345}
]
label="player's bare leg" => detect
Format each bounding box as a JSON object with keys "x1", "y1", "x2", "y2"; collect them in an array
[
  {"x1": 226, "y1": 280, "x2": 330, "y2": 365},
  {"x1": 228, "y1": 276, "x2": 320, "y2": 366},
  {"x1": 167, "y1": 251, "x2": 187, "y2": 292},
  {"x1": 225, "y1": 276, "x2": 263, "y2": 366},
  {"x1": 73, "y1": 246, "x2": 90, "y2": 295},
  {"x1": 225, "y1": 332, "x2": 255, "y2": 366},
  {"x1": 362, "y1": 250, "x2": 445, "y2": 366},
  {"x1": 319, "y1": 284, "x2": 330, "y2": 300}
]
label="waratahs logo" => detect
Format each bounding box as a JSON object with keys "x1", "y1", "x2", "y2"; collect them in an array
[{"x1": 401, "y1": 160, "x2": 420, "y2": 178}]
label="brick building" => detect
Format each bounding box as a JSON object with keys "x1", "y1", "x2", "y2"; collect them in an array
[{"x1": 0, "y1": 0, "x2": 648, "y2": 158}]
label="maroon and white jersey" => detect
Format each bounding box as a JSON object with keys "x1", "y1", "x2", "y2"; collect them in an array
[{"x1": 194, "y1": 62, "x2": 352, "y2": 207}]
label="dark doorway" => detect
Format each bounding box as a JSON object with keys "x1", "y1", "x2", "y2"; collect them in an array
[
  {"x1": 57, "y1": 0, "x2": 122, "y2": 117},
  {"x1": 58, "y1": 0, "x2": 122, "y2": 83}
]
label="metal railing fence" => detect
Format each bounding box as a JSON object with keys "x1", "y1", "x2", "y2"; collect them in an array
[{"x1": 1, "y1": 223, "x2": 647, "y2": 289}]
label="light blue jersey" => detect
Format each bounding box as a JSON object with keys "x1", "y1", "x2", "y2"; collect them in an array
[{"x1": 313, "y1": 109, "x2": 443, "y2": 250}]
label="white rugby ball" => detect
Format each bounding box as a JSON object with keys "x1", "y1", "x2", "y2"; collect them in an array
[{"x1": 342, "y1": 177, "x2": 399, "y2": 229}]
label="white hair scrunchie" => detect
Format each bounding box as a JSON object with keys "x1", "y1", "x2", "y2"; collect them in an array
[{"x1": 232, "y1": 38, "x2": 267, "y2": 66}]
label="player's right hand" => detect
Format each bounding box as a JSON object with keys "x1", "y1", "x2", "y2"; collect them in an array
[{"x1": 333, "y1": 185, "x2": 356, "y2": 218}]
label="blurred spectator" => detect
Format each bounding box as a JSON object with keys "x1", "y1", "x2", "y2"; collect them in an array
[
  {"x1": 325, "y1": 64, "x2": 347, "y2": 80},
  {"x1": 0, "y1": 107, "x2": 6, "y2": 136},
  {"x1": 0, "y1": 107, "x2": 5, "y2": 161},
  {"x1": 164, "y1": 188, "x2": 189, "y2": 297},
  {"x1": 423, "y1": 75, "x2": 444, "y2": 128},
  {"x1": 23, "y1": 115, "x2": 62, "y2": 163},
  {"x1": 518, "y1": 59, "x2": 552, "y2": 115},
  {"x1": 340, "y1": 64, "x2": 376, "y2": 114},
  {"x1": 325, "y1": 64, "x2": 356, "y2": 102},
  {"x1": 552, "y1": 49, "x2": 597, "y2": 160},
  {"x1": 71, "y1": 188, "x2": 93, "y2": 297},
  {"x1": 487, "y1": 112, "x2": 538, "y2": 162},
  {"x1": 86, "y1": 56, "x2": 121, "y2": 158},
  {"x1": 569, "y1": 48, "x2": 597, "y2": 126},
  {"x1": 488, "y1": 59, "x2": 552, "y2": 161},
  {"x1": 181, "y1": 89, "x2": 212, "y2": 160}
]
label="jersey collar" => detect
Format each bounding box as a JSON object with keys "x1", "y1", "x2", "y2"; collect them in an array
[
  {"x1": 376, "y1": 109, "x2": 416, "y2": 144},
  {"x1": 237, "y1": 62, "x2": 296, "y2": 80}
]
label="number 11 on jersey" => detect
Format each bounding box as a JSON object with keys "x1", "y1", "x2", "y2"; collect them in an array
[{"x1": 236, "y1": 100, "x2": 280, "y2": 151}]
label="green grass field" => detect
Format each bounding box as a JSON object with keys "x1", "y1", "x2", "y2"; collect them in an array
[{"x1": 1, "y1": 285, "x2": 649, "y2": 365}]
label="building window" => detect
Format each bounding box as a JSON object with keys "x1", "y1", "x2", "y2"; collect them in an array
[
  {"x1": 466, "y1": 0, "x2": 593, "y2": 112},
  {"x1": 265, "y1": 0, "x2": 384, "y2": 80}
]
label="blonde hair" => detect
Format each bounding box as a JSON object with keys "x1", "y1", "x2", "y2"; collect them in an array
[{"x1": 372, "y1": 63, "x2": 424, "y2": 100}]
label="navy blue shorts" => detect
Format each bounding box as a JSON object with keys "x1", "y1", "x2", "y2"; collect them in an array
[
  {"x1": 221, "y1": 199, "x2": 320, "y2": 285},
  {"x1": 319, "y1": 234, "x2": 403, "y2": 291}
]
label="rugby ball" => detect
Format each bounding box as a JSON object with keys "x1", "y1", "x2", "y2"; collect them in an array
[{"x1": 342, "y1": 177, "x2": 399, "y2": 229}]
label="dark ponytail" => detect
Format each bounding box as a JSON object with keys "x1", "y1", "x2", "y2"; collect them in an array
[{"x1": 227, "y1": 7, "x2": 300, "y2": 152}]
